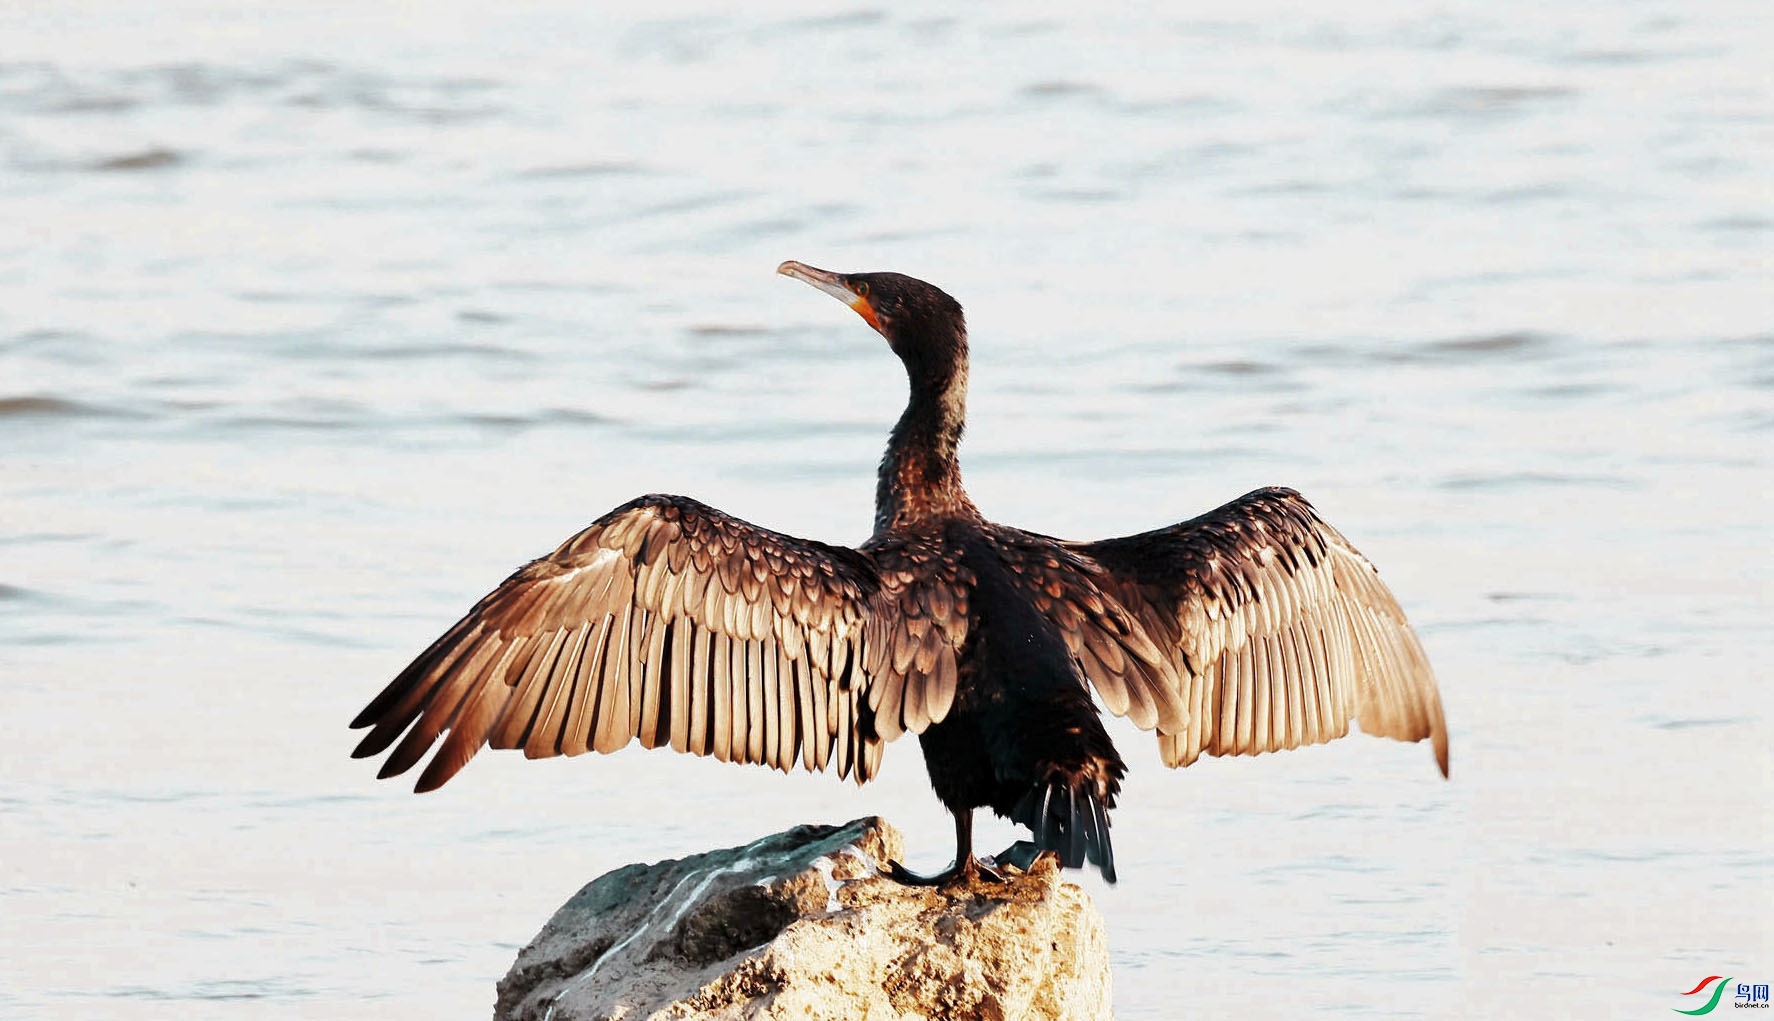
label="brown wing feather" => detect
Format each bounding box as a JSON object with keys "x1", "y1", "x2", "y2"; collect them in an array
[
  {"x1": 1074, "y1": 487, "x2": 1449, "y2": 777},
  {"x1": 985, "y1": 526, "x2": 1188, "y2": 734},
  {"x1": 857, "y1": 536, "x2": 972, "y2": 742},
  {"x1": 350, "y1": 494, "x2": 906, "y2": 791}
]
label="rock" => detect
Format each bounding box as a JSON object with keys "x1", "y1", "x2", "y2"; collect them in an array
[{"x1": 494, "y1": 817, "x2": 1111, "y2": 1021}]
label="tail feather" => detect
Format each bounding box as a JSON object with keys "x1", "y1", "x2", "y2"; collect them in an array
[
  {"x1": 1078, "y1": 797, "x2": 1106, "y2": 879},
  {"x1": 1014, "y1": 778, "x2": 1118, "y2": 883},
  {"x1": 1067, "y1": 787, "x2": 1087, "y2": 866},
  {"x1": 1034, "y1": 784, "x2": 1057, "y2": 850}
]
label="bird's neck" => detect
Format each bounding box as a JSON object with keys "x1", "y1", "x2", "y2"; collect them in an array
[{"x1": 876, "y1": 357, "x2": 973, "y2": 533}]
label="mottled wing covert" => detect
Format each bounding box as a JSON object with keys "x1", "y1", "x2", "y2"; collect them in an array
[
  {"x1": 987, "y1": 526, "x2": 1187, "y2": 733},
  {"x1": 857, "y1": 537, "x2": 973, "y2": 745},
  {"x1": 1075, "y1": 487, "x2": 1449, "y2": 775},
  {"x1": 349, "y1": 495, "x2": 894, "y2": 791}
]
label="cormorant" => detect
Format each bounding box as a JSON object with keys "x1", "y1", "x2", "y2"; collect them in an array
[{"x1": 349, "y1": 262, "x2": 1449, "y2": 884}]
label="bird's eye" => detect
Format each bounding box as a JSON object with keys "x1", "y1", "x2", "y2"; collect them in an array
[{"x1": 853, "y1": 281, "x2": 870, "y2": 297}]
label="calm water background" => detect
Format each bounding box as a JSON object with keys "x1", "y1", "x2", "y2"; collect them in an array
[{"x1": 3, "y1": 2, "x2": 1770, "y2": 1017}]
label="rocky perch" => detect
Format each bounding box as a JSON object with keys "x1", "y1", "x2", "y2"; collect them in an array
[{"x1": 494, "y1": 817, "x2": 1111, "y2": 1021}]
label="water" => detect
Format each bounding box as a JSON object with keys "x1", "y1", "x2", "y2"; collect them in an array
[{"x1": 3, "y1": 2, "x2": 1770, "y2": 1017}]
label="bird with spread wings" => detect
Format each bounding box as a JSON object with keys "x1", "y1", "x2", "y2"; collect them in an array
[{"x1": 351, "y1": 262, "x2": 1447, "y2": 884}]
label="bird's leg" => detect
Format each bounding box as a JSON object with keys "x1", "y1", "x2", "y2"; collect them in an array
[
  {"x1": 885, "y1": 808, "x2": 1007, "y2": 886},
  {"x1": 959, "y1": 808, "x2": 1010, "y2": 883},
  {"x1": 952, "y1": 804, "x2": 975, "y2": 871}
]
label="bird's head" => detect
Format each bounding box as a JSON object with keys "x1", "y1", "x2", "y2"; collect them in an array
[{"x1": 777, "y1": 261, "x2": 967, "y2": 375}]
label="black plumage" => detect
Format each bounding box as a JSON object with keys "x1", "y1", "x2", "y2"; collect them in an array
[{"x1": 349, "y1": 261, "x2": 1449, "y2": 884}]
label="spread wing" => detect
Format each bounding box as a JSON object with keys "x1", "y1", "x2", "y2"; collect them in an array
[
  {"x1": 1073, "y1": 487, "x2": 1449, "y2": 776},
  {"x1": 987, "y1": 526, "x2": 1188, "y2": 734},
  {"x1": 857, "y1": 538, "x2": 972, "y2": 743},
  {"x1": 350, "y1": 494, "x2": 907, "y2": 791}
]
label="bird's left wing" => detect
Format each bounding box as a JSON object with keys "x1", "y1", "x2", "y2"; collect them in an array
[
  {"x1": 986, "y1": 525, "x2": 1188, "y2": 734},
  {"x1": 349, "y1": 494, "x2": 887, "y2": 791},
  {"x1": 1072, "y1": 487, "x2": 1448, "y2": 776}
]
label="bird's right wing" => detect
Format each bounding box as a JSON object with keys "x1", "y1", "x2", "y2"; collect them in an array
[
  {"x1": 350, "y1": 494, "x2": 911, "y2": 792},
  {"x1": 1073, "y1": 487, "x2": 1448, "y2": 776}
]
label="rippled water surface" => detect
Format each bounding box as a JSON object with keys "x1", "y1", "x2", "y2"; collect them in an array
[{"x1": 3, "y1": 2, "x2": 1770, "y2": 1018}]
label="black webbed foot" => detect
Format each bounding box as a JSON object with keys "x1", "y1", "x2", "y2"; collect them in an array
[
  {"x1": 882, "y1": 856, "x2": 1006, "y2": 887},
  {"x1": 884, "y1": 859, "x2": 948, "y2": 886},
  {"x1": 968, "y1": 858, "x2": 1010, "y2": 883},
  {"x1": 993, "y1": 840, "x2": 1044, "y2": 872}
]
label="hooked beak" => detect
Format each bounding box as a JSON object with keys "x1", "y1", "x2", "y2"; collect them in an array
[{"x1": 777, "y1": 260, "x2": 882, "y2": 334}]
